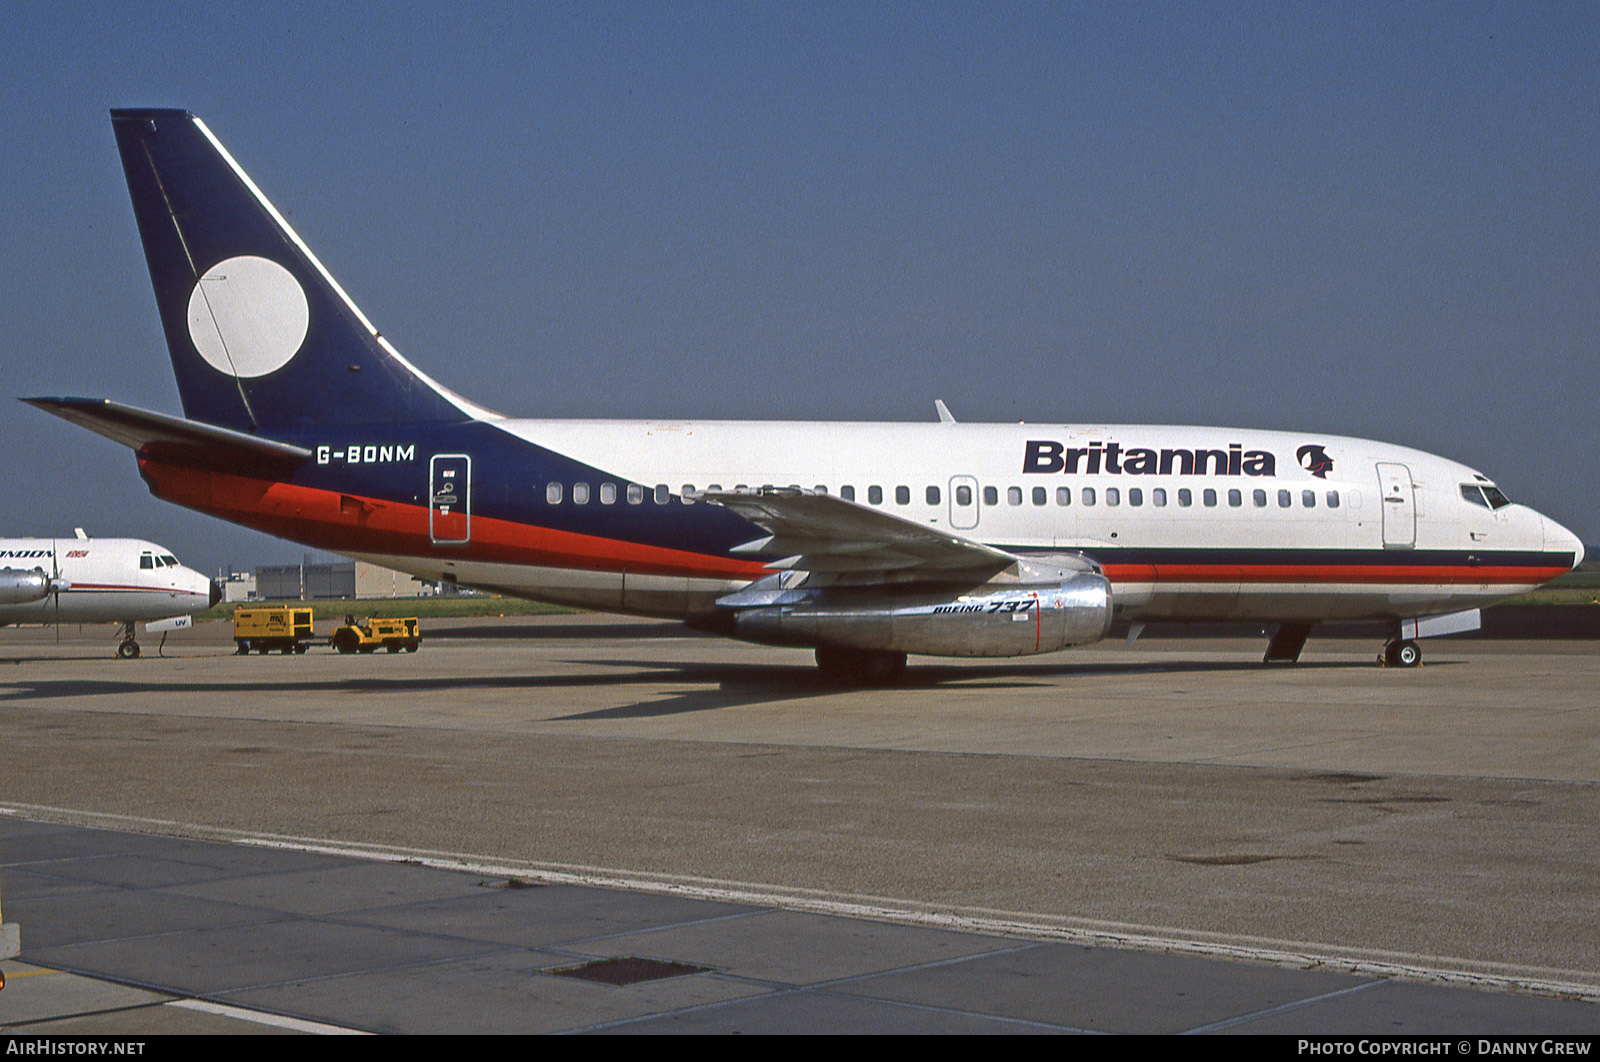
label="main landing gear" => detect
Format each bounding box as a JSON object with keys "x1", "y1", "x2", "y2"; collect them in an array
[{"x1": 114, "y1": 620, "x2": 140, "y2": 659}]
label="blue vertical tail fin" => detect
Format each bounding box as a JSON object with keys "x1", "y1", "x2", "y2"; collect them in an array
[{"x1": 110, "y1": 109, "x2": 487, "y2": 435}]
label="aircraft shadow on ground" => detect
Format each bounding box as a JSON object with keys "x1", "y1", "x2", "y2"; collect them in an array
[
  {"x1": 423, "y1": 622, "x2": 703, "y2": 641},
  {"x1": 0, "y1": 654, "x2": 1438, "y2": 719},
  {"x1": 535, "y1": 655, "x2": 1396, "y2": 720}
]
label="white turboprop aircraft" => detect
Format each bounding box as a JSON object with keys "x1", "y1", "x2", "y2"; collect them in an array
[
  {"x1": 0, "y1": 531, "x2": 219, "y2": 657},
  {"x1": 24, "y1": 110, "x2": 1587, "y2": 681}
]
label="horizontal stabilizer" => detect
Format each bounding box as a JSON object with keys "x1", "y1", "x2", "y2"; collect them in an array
[{"x1": 23, "y1": 397, "x2": 312, "y2": 469}]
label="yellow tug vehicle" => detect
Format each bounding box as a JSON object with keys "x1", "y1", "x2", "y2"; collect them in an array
[{"x1": 331, "y1": 615, "x2": 421, "y2": 654}]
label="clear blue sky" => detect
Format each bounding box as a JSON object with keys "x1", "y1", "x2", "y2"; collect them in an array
[{"x1": 2, "y1": 1, "x2": 1596, "y2": 573}]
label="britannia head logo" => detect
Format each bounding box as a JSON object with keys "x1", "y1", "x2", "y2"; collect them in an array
[{"x1": 1297, "y1": 444, "x2": 1334, "y2": 479}]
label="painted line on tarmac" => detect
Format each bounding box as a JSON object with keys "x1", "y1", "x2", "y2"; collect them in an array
[
  {"x1": 6, "y1": 801, "x2": 1598, "y2": 1003},
  {"x1": 168, "y1": 998, "x2": 370, "y2": 1035}
]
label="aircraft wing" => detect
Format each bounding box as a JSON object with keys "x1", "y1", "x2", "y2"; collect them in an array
[
  {"x1": 23, "y1": 397, "x2": 312, "y2": 470},
  {"x1": 696, "y1": 487, "x2": 1016, "y2": 576}
]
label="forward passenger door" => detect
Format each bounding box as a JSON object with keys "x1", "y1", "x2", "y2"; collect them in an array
[{"x1": 1377, "y1": 462, "x2": 1415, "y2": 549}]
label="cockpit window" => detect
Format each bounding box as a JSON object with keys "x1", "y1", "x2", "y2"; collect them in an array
[
  {"x1": 139, "y1": 554, "x2": 154, "y2": 569},
  {"x1": 161, "y1": 555, "x2": 178, "y2": 566},
  {"x1": 1461, "y1": 483, "x2": 1511, "y2": 510}
]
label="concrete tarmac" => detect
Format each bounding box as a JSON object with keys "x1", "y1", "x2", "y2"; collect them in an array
[{"x1": 0, "y1": 615, "x2": 1596, "y2": 1033}]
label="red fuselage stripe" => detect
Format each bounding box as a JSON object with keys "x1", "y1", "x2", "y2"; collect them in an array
[{"x1": 139, "y1": 459, "x2": 770, "y2": 581}]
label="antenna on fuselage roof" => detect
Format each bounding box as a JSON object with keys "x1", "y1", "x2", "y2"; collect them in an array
[{"x1": 934, "y1": 399, "x2": 956, "y2": 424}]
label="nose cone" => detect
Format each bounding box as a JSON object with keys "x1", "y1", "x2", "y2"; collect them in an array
[
  {"x1": 177, "y1": 566, "x2": 217, "y2": 612},
  {"x1": 1542, "y1": 515, "x2": 1585, "y2": 570}
]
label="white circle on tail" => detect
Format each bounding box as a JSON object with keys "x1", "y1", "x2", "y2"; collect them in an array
[{"x1": 186, "y1": 256, "x2": 310, "y2": 378}]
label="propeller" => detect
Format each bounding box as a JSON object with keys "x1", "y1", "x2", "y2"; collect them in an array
[{"x1": 48, "y1": 544, "x2": 71, "y2": 643}]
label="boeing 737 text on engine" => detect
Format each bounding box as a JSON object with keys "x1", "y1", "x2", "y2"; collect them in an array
[{"x1": 24, "y1": 111, "x2": 1584, "y2": 682}]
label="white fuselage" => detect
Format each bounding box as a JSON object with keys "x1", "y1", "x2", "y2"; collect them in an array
[
  {"x1": 350, "y1": 419, "x2": 1583, "y2": 624},
  {"x1": 0, "y1": 538, "x2": 215, "y2": 627}
]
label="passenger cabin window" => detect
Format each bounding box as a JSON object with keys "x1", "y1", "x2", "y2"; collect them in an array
[
  {"x1": 896, "y1": 486, "x2": 910, "y2": 505},
  {"x1": 1178, "y1": 489, "x2": 1192, "y2": 507},
  {"x1": 1056, "y1": 487, "x2": 1072, "y2": 506},
  {"x1": 1033, "y1": 487, "x2": 1047, "y2": 506},
  {"x1": 600, "y1": 483, "x2": 616, "y2": 505},
  {"x1": 956, "y1": 485, "x2": 972, "y2": 506},
  {"x1": 654, "y1": 484, "x2": 670, "y2": 504},
  {"x1": 868, "y1": 486, "x2": 883, "y2": 505},
  {"x1": 1106, "y1": 487, "x2": 1120, "y2": 507},
  {"x1": 1203, "y1": 489, "x2": 1217, "y2": 507},
  {"x1": 1152, "y1": 488, "x2": 1166, "y2": 507},
  {"x1": 1083, "y1": 487, "x2": 1096, "y2": 506},
  {"x1": 546, "y1": 482, "x2": 562, "y2": 505},
  {"x1": 574, "y1": 483, "x2": 590, "y2": 504},
  {"x1": 1327, "y1": 491, "x2": 1340, "y2": 508},
  {"x1": 680, "y1": 485, "x2": 694, "y2": 504},
  {"x1": 627, "y1": 484, "x2": 643, "y2": 504},
  {"x1": 840, "y1": 485, "x2": 855, "y2": 501},
  {"x1": 1227, "y1": 488, "x2": 1241, "y2": 507},
  {"x1": 1128, "y1": 488, "x2": 1143, "y2": 507},
  {"x1": 1007, "y1": 486, "x2": 1022, "y2": 506},
  {"x1": 983, "y1": 486, "x2": 998, "y2": 506},
  {"x1": 1253, "y1": 489, "x2": 1267, "y2": 508},
  {"x1": 1302, "y1": 489, "x2": 1316, "y2": 508},
  {"x1": 1279, "y1": 489, "x2": 1291, "y2": 508},
  {"x1": 927, "y1": 486, "x2": 941, "y2": 505}
]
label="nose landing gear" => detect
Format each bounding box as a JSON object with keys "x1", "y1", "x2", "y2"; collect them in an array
[
  {"x1": 114, "y1": 620, "x2": 140, "y2": 659},
  {"x1": 1380, "y1": 639, "x2": 1422, "y2": 668}
]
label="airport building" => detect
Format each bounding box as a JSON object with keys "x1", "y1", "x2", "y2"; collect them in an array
[
  {"x1": 218, "y1": 571, "x2": 256, "y2": 603},
  {"x1": 252, "y1": 559, "x2": 431, "y2": 600}
]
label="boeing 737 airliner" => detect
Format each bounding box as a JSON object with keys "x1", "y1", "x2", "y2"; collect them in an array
[{"x1": 25, "y1": 110, "x2": 1585, "y2": 681}]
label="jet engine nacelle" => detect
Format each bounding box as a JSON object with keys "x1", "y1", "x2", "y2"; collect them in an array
[
  {"x1": 731, "y1": 570, "x2": 1113, "y2": 657},
  {"x1": 0, "y1": 567, "x2": 55, "y2": 605}
]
